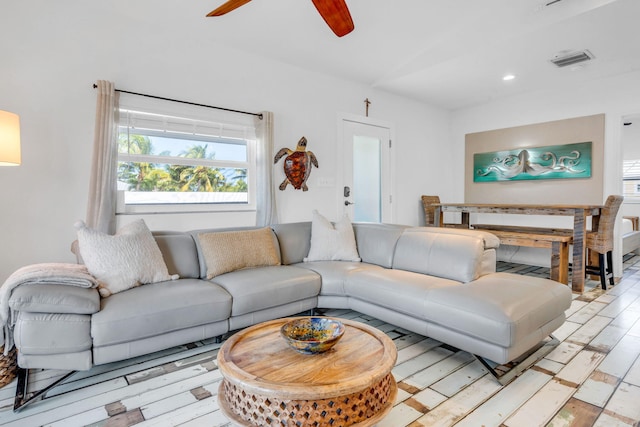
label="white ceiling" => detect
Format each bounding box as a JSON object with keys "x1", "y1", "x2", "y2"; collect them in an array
[{"x1": 127, "y1": 0, "x2": 640, "y2": 111}]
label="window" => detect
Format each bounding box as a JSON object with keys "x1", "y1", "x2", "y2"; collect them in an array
[
  {"x1": 116, "y1": 107, "x2": 257, "y2": 214},
  {"x1": 623, "y1": 159, "x2": 640, "y2": 200}
]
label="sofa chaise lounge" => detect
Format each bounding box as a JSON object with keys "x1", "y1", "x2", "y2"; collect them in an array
[{"x1": 6, "y1": 221, "x2": 572, "y2": 410}]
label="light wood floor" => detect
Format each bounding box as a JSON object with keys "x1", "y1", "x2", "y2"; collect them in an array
[{"x1": 1, "y1": 257, "x2": 640, "y2": 427}]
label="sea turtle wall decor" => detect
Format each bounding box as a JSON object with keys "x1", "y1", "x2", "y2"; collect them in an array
[{"x1": 274, "y1": 136, "x2": 319, "y2": 191}]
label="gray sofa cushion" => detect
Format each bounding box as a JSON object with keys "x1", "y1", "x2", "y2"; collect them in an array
[
  {"x1": 212, "y1": 265, "x2": 321, "y2": 316},
  {"x1": 393, "y1": 231, "x2": 484, "y2": 282},
  {"x1": 353, "y1": 223, "x2": 408, "y2": 268},
  {"x1": 345, "y1": 268, "x2": 461, "y2": 319},
  {"x1": 9, "y1": 284, "x2": 100, "y2": 314},
  {"x1": 14, "y1": 312, "x2": 92, "y2": 355},
  {"x1": 423, "y1": 272, "x2": 572, "y2": 347},
  {"x1": 272, "y1": 222, "x2": 312, "y2": 265},
  {"x1": 91, "y1": 279, "x2": 232, "y2": 346},
  {"x1": 153, "y1": 231, "x2": 200, "y2": 279},
  {"x1": 407, "y1": 227, "x2": 501, "y2": 250},
  {"x1": 294, "y1": 261, "x2": 383, "y2": 297}
]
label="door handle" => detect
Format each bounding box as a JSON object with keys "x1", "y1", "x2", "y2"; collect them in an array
[{"x1": 344, "y1": 200, "x2": 354, "y2": 206}]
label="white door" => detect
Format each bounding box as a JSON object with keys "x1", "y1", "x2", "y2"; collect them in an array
[{"x1": 341, "y1": 118, "x2": 393, "y2": 223}]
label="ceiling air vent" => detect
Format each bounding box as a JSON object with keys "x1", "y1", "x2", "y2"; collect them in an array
[{"x1": 550, "y1": 50, "x2": 594, "y2": 68}]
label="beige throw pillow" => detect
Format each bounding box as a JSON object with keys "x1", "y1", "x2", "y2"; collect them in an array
[
  {"x1": 76, "y1": 219, "x2": 177, "y2": 297},
  {"x1": 198, "y1": 227, "x2": 280, "y2": 279},
  {"x1": 304, "y1": 210, "x2": 361, "y2": 262}
]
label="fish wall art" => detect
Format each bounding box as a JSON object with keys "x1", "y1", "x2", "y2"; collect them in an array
[{"x1": 474, "y1": 141, "x2": 592, "y2": 182}]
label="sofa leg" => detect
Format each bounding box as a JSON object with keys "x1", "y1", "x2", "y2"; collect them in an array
[
  {"x1": 13, "y1": 367, "x2": 78, "y2": 412},
  {"x1": 475, "y1": 335, "x2": 560, "y2": 386}
]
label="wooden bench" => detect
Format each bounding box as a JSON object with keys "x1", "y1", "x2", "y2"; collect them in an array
[{"x1": 472, "y1": 224, "x2": 573, "y2": 285}]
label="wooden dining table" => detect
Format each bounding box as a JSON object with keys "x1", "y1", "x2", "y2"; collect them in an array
[{"x1": 433, "y1": 203, "x2": 603, "y2": 293}]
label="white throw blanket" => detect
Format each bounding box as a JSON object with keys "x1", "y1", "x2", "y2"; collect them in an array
[{"x1": 0, "y1": 263, "x2": 99, "y2": 354}]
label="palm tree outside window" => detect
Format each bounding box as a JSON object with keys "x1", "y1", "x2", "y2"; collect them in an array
[{"x1": 116, "y1": 108, "x2": 256, "y2": 213}]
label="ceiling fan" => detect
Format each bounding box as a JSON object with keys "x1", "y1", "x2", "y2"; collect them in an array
[{"x1": 206, "y1": 0, "x2": 355, "y2": 37}]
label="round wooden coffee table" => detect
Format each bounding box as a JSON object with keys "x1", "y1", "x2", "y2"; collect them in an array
[{"x1": 216, "y1": 317, "x2": 398, "y2": 427}]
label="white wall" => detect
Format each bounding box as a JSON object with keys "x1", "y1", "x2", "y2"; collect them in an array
[
  {"x1": 0, "y1": 2, "x2": 453, "y2": 282},
  {"x1": 451, "y1": 70, "x2": 640, "y2": 270},
  {"x1": 622, "y1": 117, "x2": 640, "y2": 159},
  {"x1": 621, "y1": 113, "x2": 640, "y2": 220}
]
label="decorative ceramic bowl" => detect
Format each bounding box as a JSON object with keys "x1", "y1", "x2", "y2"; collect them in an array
[{"x1": 280, "y1": 317, "x2": 345, "y2": 354}]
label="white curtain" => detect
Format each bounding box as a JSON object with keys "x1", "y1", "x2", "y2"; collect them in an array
[
  {"x1": 86, "y1": 80, "x2": 118, "y2": 234},
  {"x1": 255, "y1": 111, "x2": 278, "y2": 226}
]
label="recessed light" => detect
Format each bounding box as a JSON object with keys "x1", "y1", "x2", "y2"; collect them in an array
[{"x1": 503, "y1": 74, "x2": 516, "y2": 81}]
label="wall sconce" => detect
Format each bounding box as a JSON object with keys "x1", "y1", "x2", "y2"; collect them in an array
[{"x1": 0, "y1": 110, "x2": 21, "y2": 166}]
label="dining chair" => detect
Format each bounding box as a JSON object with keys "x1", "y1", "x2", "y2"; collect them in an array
[{"x1": 585, "y1": 195, "x2": 624, "y2": 290}]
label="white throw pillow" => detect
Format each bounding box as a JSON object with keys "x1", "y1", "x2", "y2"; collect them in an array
[
  {"x1": 304, "y1": 210, "x2": 361, "y2": 262},
  {"x1": 76, "y1": 220, "x2": 177, "y2": 297}
]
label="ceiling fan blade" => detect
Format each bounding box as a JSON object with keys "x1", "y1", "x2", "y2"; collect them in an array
[
  {"x1": 207, "y1": 0, "x2": 253, "y2": 17},
  {"x1": 310, "y1": 0, "x2": 354, "y2": 37}
]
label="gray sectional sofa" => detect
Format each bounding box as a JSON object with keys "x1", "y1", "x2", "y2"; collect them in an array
[{"x1": 9, "y1": 222, "x2": 572, "y2": 386}]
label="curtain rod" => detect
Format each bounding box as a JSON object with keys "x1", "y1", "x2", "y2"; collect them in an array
[{"x1": 92, "y1": 84, "x2": 263, "y2": 119}]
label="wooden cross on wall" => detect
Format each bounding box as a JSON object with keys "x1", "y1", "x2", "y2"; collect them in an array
[{"x1": 364, "y1": 98, "x2": 371, "y2": 117}]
